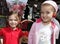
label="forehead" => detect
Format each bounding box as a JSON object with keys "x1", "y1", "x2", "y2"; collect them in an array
[
  {"x1": 41, "y1": 4, "x2": 54, "y2": 11},
  {"x1": 9, "y1": 14, "x2": 19, "y2": 19}
]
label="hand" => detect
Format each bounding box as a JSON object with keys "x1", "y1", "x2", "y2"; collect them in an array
[{"x1": 21, "y1": 36, "x2": 28, "y2": 43}]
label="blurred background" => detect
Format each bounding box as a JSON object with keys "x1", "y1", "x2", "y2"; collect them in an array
[{"x1": 0, "y1": 0, "x2": 60, "y2": 28}]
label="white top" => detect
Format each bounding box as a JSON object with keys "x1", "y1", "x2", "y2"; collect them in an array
[{"x1": 36, "y1": 22, "x2": 52, "y2": 44}]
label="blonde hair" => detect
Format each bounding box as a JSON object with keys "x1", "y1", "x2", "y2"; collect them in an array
[{"x1": 41, "y1": 3, "x2": 56, "y2": 12}]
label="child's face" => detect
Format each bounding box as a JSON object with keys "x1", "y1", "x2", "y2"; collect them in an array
[
  {"x1": 8, "y1": 14, "x2": 20, "y2": 28},
  {"x1": 41, "y1": 5, "x2": 54, "y2": 23}
]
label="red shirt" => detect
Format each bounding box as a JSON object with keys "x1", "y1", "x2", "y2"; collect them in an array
[{"x1": 0, "y1": 27, "x2": 23, "y2": 44}]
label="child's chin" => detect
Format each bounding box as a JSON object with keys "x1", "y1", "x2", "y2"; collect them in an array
[
  {"x1": 11, "y1": 26, "x2": 16, "y2": 28},
  {"x1": 42, "y1": 20, "x2": 49, "y2": 23}
]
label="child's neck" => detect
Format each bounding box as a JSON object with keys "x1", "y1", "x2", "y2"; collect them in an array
[
  {"x1": 11, "y1": 27, "x2": 17, "y2": 31},
  {"x1": 42, "y1": 21, "x2": 51, "y2": 25}
]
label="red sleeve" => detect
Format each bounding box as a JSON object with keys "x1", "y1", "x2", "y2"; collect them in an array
[
  {"x1": 19, "y1": 29, "x2": 24, "y2": 38},
  {"x1": 0, "y1": 28, "x2": 3, "y2": 36}
]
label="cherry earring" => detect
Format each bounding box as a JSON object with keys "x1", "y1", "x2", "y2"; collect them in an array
[{"x1": 53, "y1": 13, "x2": 56, "y2": 18}]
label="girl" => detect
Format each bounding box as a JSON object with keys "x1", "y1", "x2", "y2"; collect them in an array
[
  {"x1": 0, "y1": 12, "x2": 23, "y2": 44},
  {"x1": 28, "y1": 1, "x2": 59, "y2": 44}
]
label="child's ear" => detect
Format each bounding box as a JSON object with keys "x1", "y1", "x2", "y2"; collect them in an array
[{"x1": 53, "y1": 13, "x2": 56, "y2": 18}]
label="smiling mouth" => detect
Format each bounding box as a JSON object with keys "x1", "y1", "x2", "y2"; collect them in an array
[
  {"x1": 10, "y1": 24, "x2": 16, "y2": 25},
  {"x1": 43, "y1": 17, "x2": 47, "y2": 19}
]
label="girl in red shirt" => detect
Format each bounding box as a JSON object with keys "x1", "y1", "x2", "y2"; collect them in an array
[{"x1": 0, "y1": 12, "x2": 23, "y2": 44}]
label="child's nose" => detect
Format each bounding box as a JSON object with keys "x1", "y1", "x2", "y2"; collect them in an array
[
  {"x1": 43, "y1": 13, "x2": 47, "y2": 17},
  {"x1": 12, "y1": 20, "x2": 15, "y2": 23}
]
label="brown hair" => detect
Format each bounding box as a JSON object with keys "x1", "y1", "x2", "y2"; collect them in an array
[{"x1": 6, "y1": 11, "x2": 22, "y2": 28}]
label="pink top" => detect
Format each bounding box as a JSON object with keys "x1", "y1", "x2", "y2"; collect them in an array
[{"x1": 28, "y1": 18, "x2": 59, "y2": 44}]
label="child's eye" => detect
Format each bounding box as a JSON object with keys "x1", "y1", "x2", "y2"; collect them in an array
[
  {"x1": 46, "y1": 11, "x2": 50, "y2": 14},
  {"x1": 9, "y1": 19, "x2": 12, "y2": 21},
  {"x1": 9, "y1": 19, "x2": 18, "y2": 21},
  {"x1": 40, "y1": 12, "x2": 44, "y2": 14},
  {"x1": 14, "y1": 19, "x2": 18, "y2": 21}
]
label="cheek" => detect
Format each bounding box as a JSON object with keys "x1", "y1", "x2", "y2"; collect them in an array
[
  {"x1": 8, "y1": 21, "x2": 12, "y2": 26},
  {"x1": 48, "y1": 14, "x2": 53, "y2": 18},
  {"x1": 13, "y1": 21, "x2": 19, "y2": 24},
  {"x1": 8, "y1": 21, "x2": 11, "y2": 24},
  {"x1": 41, "y1": 14, "x2": 43, "y2": 18},
  {"x1": 48, "y1": 15, "x2": 52, "y2": 18},
  {"x1": 8, "y1": 21, "x2": 18, "y2": 24},
  {"x1": 16, "y1": 22, "x2": 19, "y2": 24},
  {"x1": 15, "y1": 21, "x2": 20, "y2": 24}
]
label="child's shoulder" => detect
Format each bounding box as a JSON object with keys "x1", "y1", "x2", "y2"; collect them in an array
[
  {"x1": 18, "y1": 28, "x2": 22, "y2": 31},
  {"x1": 1, "y1": 27, "x2": 7, "y2": 30},
  {"x1": 32, "y1": 18, "x2": 42, "y2": 26},
  {"x1": 52, "y1": 21, "x2": 58, "y2": 27},
  {"x1": 51, "y1": 21, "x2": 59, "y2": 31},
  {"x1": 17, "y1": 28, "x2": 22, "y2": 30},
  {"x1": 54, "y1": 24, "x2": 59, "y2": 30},
  {"x1": 36, "y1": 18, "x2": 42, "y2": 23},
  {"x1": 0, "y1": 27, "x2": 8, "y2": 32}
]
